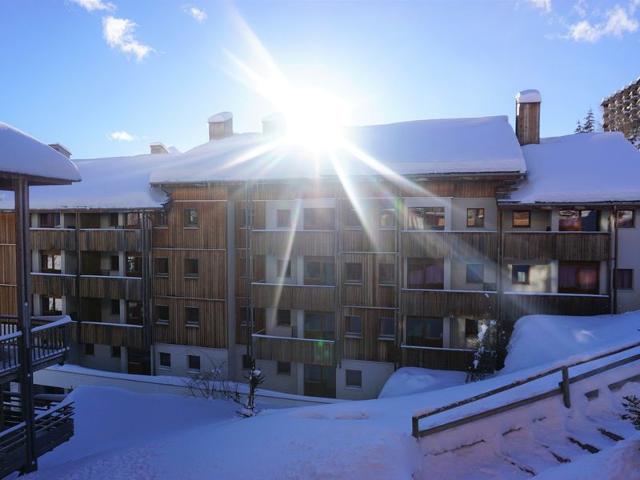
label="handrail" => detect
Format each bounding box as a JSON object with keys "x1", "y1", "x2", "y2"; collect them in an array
[{"x1": 412, "y1": 340, "x2": 640, "y2": 438}]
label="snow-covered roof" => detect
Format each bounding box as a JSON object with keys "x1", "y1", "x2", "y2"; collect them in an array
[
  {"x1": 516, "y1": 89, "x2": 541, "y2": 104},
  {"x1": 0, "y1": 122, "x2": 81, "y2": 184},
  {"x1": 506, "y1": 132, "x2": 640, "y2": 204},
  {"x1": 208, "y1": 112, "x2": 232, "y2": 123},
  {"x1": 151, "y1": 115, "x2": 527, "y2": 184}
]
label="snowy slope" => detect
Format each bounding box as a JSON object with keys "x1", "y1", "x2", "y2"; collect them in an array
[{"x1": 378, "y1": 367, "x2": 466, "y2": 398}]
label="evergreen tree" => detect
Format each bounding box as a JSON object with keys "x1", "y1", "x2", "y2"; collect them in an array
[
  {"x1": 575, "y1": 120, "x2": 583, "y2": 133},
  {"x1": 582, "y1": 109, "x2": 595, "y2": 133},
  {"x1": 623, "y1": 395, "x2": 640, "y2": 430}
]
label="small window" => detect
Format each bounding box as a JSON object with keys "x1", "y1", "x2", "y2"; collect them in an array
[
  {"x1": 154, "y1": 210, "x2": 167, "y2": 227},
  {"x1": 344, "y1": 208, "x2": 361, "y2": 228},
  {"x1": 185, "y1": 306, "x2": 200, "y2": 326},
  {"x1": 188, "y1": 355, "x2": 201, "y2": 371},
  {"x1": 345, "y1": 315, "x2": 362, "y2": 336},
  {"x1": 303, "y1": 208, "x2": 335, "y2": 230},
  {"x1": 379, "y1": 316, "x2": 395, "y2": 339},
  {"x1": 84, "y1": 343, "x2": 95, "y2": 355},
  {"x1": 111, "y1": 346, "x2": 121, "y2": 358},
  {"x1": 40, "y1": 251, "x2": 61, "y2": 273},
  {"x1": 616, "y1": 210, "x2": 635, "y2": 228},
  {"x1": 111, "y1": 299, "x2": 120, "y2": 315},
  {"x1": 276, "y1": 309, "x2": 291, "y2": 327},
  {"x1": 184, "y1": 208, "x2": 199, "y2": 227},
  {"x1": 345, "y1": 369, "x2": 362, "y2": 388},
  {"x1": 615, "y1": 269, "x2": 633, "y2": 290},
  {"x1": 184, "y1": 258, "x2": 199, "y2": 278},
  {"x1": 512, "y1": 210, "x2": 531, "y2": 228},
  {"x1": 378, "y1": 263, "x2": 395, "y2": 284},
  {"x1": 345, "y1": 262, "x2": 363, "y2": 283},
  {"x1": 126, "y1": 301, "x2": 142, "y2": 324},
  {"x1": 379, "y1": 208, "x2": 396, "y2": 228},
  {"x1": 277, "y1": 259, "x2": 292, "y2": 278},
  {"x1": 155, "y1": 257, "x2": 169, "y2": 276},
  {"x1": 126, "y1": 254, "x2": 142, "y2": 277},
  {"x1": 512, "y1": 265, "x2": 530, "y2": 285},
  {"x1": 276, "y1": 209, "x2": 292, "y2": 228},
  {"x1": 408, "y1": 206, "x2": 445, "y2": 230},
  {"x1": 110, "y1": 255, "x2": 119, "y2": 272},
  {"x1": 159, "y1": 352, "x2": 171, "y2": 368},
  {"x1": 126, "y1": 213, "x2": 140, "y2": 228},
  {"x1": 466, "y1": 264, "x2": 484, "y2": 284},
  {"x1": 465, "y1": 319, "x2": 479, "y2": 341},
  {"x1": 109, "y1": 212, "x2": 120, "y2": 227},
  {"x1": 277, "y1": 361, "x2": 291, "y2": 375},
  {"x1": 156, "y1": 305, "x2": 169, "y2": 324},
  {"x1": 467, "y1": 208, "x2": 485, "y2": 228},
  {"x1": 41, "y1": 296, "x2": 62, "y2": 315}
]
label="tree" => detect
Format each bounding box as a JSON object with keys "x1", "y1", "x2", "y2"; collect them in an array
[
  {"x1": 240, "y1": 360, "x2": 265, "y2": 417},
  {"x1": 623, "y1": 395, "x2": 640, "y2": 430},
  {"x1": 575, "y1": 120, "x2": 583, "y2": 133},
  {"x1": 582, "y1": 109, "x2": 596, "y2": 133}
]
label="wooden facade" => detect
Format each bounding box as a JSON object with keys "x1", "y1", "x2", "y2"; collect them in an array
[
  {"x1": 252, "y1": 334, "x2": 335, "y2": 366},
  {"x1": 252, "y1": 283, "x2": 336, "y2": 311},
  {"x1": 252, "y1": 230, "x2": 335, "y2": 257},
  {"x1": 502, "y1": 232, "x2": 610, "y2": 262},
  {"x1": 402, "y1": 231, "x2": 498, "y2": 260},
  {"x1": 73, "y1": 321, "x2": 144, "y2": 349},
  {"x1": 401, "y1": 289, "x2": 497, "y2": 318},
  {"x1": 78, "y1": 229, "x2": 142, "y2": 252}
]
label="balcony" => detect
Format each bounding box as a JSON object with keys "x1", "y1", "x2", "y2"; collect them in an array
[
  {"x1": 341, "y1": 229, "x2": 396, "y2": 253},
  {"x1": 71, "y1": 321, "x2": 145, "y2": 349},
  {"x1": 401, "y1": 344, "x2": 475, "y2": 371},
  {"x1": 401, "y1": 289, "x2": 497, "y2": 317},
  {"x1": 79, "y1": 275, "x2": 142, "y2": 301},
  {"x1": 502, "y1": 232, "x2": 610, "y2": 262},
  {"x1": 30, "y1": 228, "x2": 76, "y2": 251},
  {"x1": 31, "y1": 273, "x2": 76, "y2": 297},
  {"x1": 251, "y1": 229, "x2": 335, "y2": 257},
  {"x1": 252, "y1": 282, "x2": 336, "y2": 311},
  {"x1": 402, "y1": 231, "x2": 498, "y2": 259},
  {"x1": 501, "y1": 292, "x2": 610, "y2": 323},
  {"x1": 78, "y1": 228, "x2": 143, "y2": 252},
  {"x1": 253, "y1": 334, "x2": 335, "y2": 366}
]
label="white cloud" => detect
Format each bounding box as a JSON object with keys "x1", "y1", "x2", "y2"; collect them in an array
[
  {"x1": 70, "y1": 0, "x2": 115, "y2": 12},
  {"x1": 102, "y1": 16, "x2": 153, "y2": 61},
  {"x1": 184, "y1": 6, "x2": 207, "y2": 23},
  {"x1": 527, "y1": 0, "x2": 552, "y2": 13},
  {"x1": 569, "y1": 5, "x2": 638, "y2": 42},
  {"x1": 109, "y1": 131, "x2": 135, "y2": 142}
]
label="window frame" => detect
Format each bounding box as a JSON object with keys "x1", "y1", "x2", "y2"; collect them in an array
[
  {"x1": 344, "y1": 262, "x2": 363, "y2": 284},
  {"x1": 155, "y1": 257, "x2": 169, "y2": 277},
  {"x1": 187, "y1": 354, "x2": 201, "y2": 372},
  {"x1": 277, "y1": 361, "x2": 291, "y2": 376},
  {"x1": 184, "y1": 208, "x2": 199, "y2": 228},
  {"x1": 615, "y1": 268, "x2": 634, "y2": 290},
  {"x1": 276, "y1": 309, "x2": 291, "y2": 327},
  {"x1": 512, "y1": 210, "x2": 531, "y2": 228},
  {"x1": 40, "y1": 250, "x2": 62, "y2": 274},
  {"x1": 511, "y1": 265, "x2": 530, "y2": 285},
  {"x1": 303, "y1": 207, "x2": 335, "y2": 230},
  {"x1": 345, "y1": 369, "x2": 362, "y2": 388},
  {"x1": 155, "y1": 304, "x2": 170, "y2": 324},
  {"x1": 344, "y1": 315, "x2": 362, "y2": 337},
  {"x1": 466, "y1": 263, "x2": 485, "y2": 284},
  {"x1": 616, "y1": 209, "x2": 635, "y2": 229},
  {"x1": 159, "y1": 352, "x2": 171, "y2": 368},
  {"x1": 466, "y1": 208, "x2": 485, "y2": 228},
  {"x1": 378, "y1": 315, "x2": 395, "y2": 340},
  {"x1": 185, "y1": 306, "x2": 200, "y2": 327},
  {"x1": 406, "y1": 316, "x2": 444, "y2": 348},
  {"x1": 407, "y1": 206, "x2": 445, "y2": 231},
  {"x1": 276, "y1": 259, "x2": 292, "y2": 279},
  {"x1": 406, "y1": 257, "x2": 445, "y2": 289},
  {"x1": 184, "y1": 258, "x2": 199, "y2": 278}
]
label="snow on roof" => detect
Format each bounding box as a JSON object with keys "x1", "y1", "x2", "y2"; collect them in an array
[
  {"x1": 516, "y1": 89, "x2": 541, "y2": 103},
  {"x1": 208, "y1": 112, "x2": 233, "y2": 123},
  {"x1": 150, "y1": 116, "x2": 527, "y2": 184},
  {"x1": 0, "y1": 122, "x2": 81, "y2": 183},
  {"x1": 506, "y1": 131, "x2": 640, "y2": 204}
]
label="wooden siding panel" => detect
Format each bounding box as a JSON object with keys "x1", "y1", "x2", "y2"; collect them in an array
[
  {"x1": 151, "y1": 250, "x2": 226, "y2": 299},
  {"x1": 401, "y1": 346, "x2": 474, "y2": 371},
  {"x1": 73, "y1": 322, "x2": 144, "y2": 348},
  {"x1": 401, "y1": 289, "x2": 497, "y2": 318},
  {"x1": 402, "y1": 231, "x2": 498, "y2": 260},
  {"x1": 502, "y1": 232, "x2": 610, "y2": 261},
  {"x1": 0, "y1": 212, "x2": 15, "y2": 244},
  {"x1": 252, "y1": 230, "x2": 335, "y2": 257},
  {"x1": 79, "y1": 276, "x2": 142, "y2": 301},
  {"x1": 31, "y1": 274, "x2": 76, "y2": 297},
  {"x1": 165, "y1": 201, "x2": 227, "y2": 249},
  {"x1": 31, "y1": 229, "x2": 76, "y2": 251},
  {"x1": 253, "y1": 335, "x2": 335, "y2": 366},
  {"x1": 252, "y1": 283, "x2": 336, "y2": 311},
  {"x1": 0, "y1": 285, "x2": 16, "y2": 316},
  {"x1": 341, "y1": 307, "x2": 398, "y2": 363},
  {"x1": 79, "y1": 229, "x2": 142, "y2": 252},
  {"x1": 341, "y1": 229, "x2": 396, "y2": 253}
]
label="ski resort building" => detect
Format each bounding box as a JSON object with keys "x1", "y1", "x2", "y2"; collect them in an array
[
  {"x1": 602, "y1": 77, "x2": 640, "y2": 148},
  {"x1": 0, "y1": 90, "x2": 639, "y2": 400}
]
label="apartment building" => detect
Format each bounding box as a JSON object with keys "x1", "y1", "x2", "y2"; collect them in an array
[
  {"x1": 602, "y1": 77, "x2": 640, "y2": 148},
  {"x1": 0, "y1": 90, "x2": 639, "y2": 400}
]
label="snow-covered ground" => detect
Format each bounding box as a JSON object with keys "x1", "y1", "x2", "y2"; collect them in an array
[
  {"x1": 378, "y1": 367, "x2": 467, "y2": 398},
  {"x1": 27, "y1": 311, "x2": 640, "y2": 479}
]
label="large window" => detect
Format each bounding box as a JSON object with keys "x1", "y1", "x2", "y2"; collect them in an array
[
  {"x1": 615, "y1": 269, "x2": 633, "y2": 290},
  {"x1": 616, "y1": 210, "x2": 635, "y2": 228},
  {"x1": 304, "y1": 312, "x2": 335, "y2": 340},
  {"x1": 126, "y1": 254, "x2": 142, "y2": 277},
  {"x1": 407, "y1": 207, "x2": 445, "y2": 230},
  {"x1": 466, "y1": 208, "x2": 485, "y2": 228},
  {"x1": 40, "y1": 251, "x2": 61, "y2": 273},
  {"x1": 345, "y1": 262, "x2": 363, "y2": 283},
  {"x1": 184, "y1": 208, "x2": 199, "y2": 227},
  {"x1": 466, "y1": 264, "x2": 484, "y2": 284},
  {"x1": 512, "y1": 210, "x2": 531, "y2": 228},
  {"x1": 39, "y1": 212, "x2": 60, "y2": 228},
  {"x1": 407, "y1": 258, "x2": 444, "y2": 289},
  {"x1": 406, "y1": 316, "x2": 443, "y2": 347},
  {"x1": 304, "y1": 257, "x2": 335, "y2": 285},
  {"x1": 303, "y1": 208, "x2": 334, "y2": 230},
  {"x1": 41, "y1": 296, "x2": 62, "y2": 315},
  {"x1": 559, "y1": 210, "x2": 600, "y2": 232},
  {"x1": 559, "y1": 262, "x2": 599, "y2": 294}
]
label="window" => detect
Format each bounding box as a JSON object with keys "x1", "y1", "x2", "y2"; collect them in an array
[
  {"x1": 379, "y1": 207, "x2": 396, "y2": 228},
  {"x1": 615, "y1": 269, "x2": 634, "y2": 290},
  {"x1": 344, "y1": 208, "x2": 361, "y2": 228},
  {"x1": 153, "y1": 210, "x2": 167, "y2": 227},
  {"x1": 345, "y1": 315, "x2": 362, "y2": 337},
  {"x1": 345, "y1": 369, "x2": 362, "y2": 388},
  {"x1": 41, "y1": 296, "x2": 62, "y2": 315},
  {"x1": 512, "y1": 210, "x2": 531, "y2": 228},
  {"x1": 406, "y1": 316, "x2": 443, "y2": 347},
  {"x1": 276, "y1": 209, "x2": 292, "y2": 228},
  {"x1": 156, "y1": 305, "x2": 169, "y2": 324},
  {"x1": 465, "y1": 319, "x2": 480, "y2": 347},
  {"x1": 185, "y1": 306, "x2": 200, "y2": 326},
  {"x1": 558, "y1": 209, "x2": 599, "y2": 232},
  {"x1": 277, "y1": 259, "x2": 292, "y2": 278},
  {"x1": 109, "y1": 213, "x2": 120, "y2": 227},
  {"x1": 378, "y1": 316, "x2": 395, "y2": 340},
  {"x1": 466, "y1": 264, "x2": 484, "y2": 284},
  {"x1": 39, "y1": 212, "x2": 60, "y2": 228},
  {"x1": 558, "y1": 262, "x2": 599, "y2": 294},
  {"x1": 126, "y1": 301, "x2": 142, "y2": 324},
  {"x1": 184, "y1": 208, "x2": 199, "y2": 227},
  {"x1": 84, "y1": 343, "x2": 95, "y2": 355},
  {"x1": 408, "y1": 206, "x2": 445, "y2": 230},
  {"x1": 276, "y1": 309, "x2": 291, "y2": 327},
  {"x1": 303, "y1": 208, "x2": 335, "y2": 230},
  {"x1": 304, "y1": 312, "x2": 335, "y2": 340},
  {"x1": 511, "y1": 265, "x2": 530, "y2": 285},
  {"x1": 375, "y1": 264, "x2": 394, "y2": 285},
  {"x1": 407, "y1": 258, "x2": 444, "y2": 289},
  {"x1": 467, "y1": 208, "x2": 485, "y2": 228},
  {"x1": 184, "y1": 258, "x2": 199, "y2": 278},
  {"x1": 616, "y1": 210, "x2": 635, "y2": 228},
  {"x1": 155, "y1": 257, "x2": 169, "y2": 276},
  {"x1": 126, "y1": 213, "x2": 140, "y2": 228},
  {"x1": 126, "y1": 254, "x2": 142, "y2": 277},
  {"x1": 277, "y1": 361, "x2": 291, "y2": 375},
  {"x1": 345, "y1": 262, "x2": 363, "y2": 283},
  {"x1": 40, "y1": 251, "x2": 61, "y2": 273},
  {"x1": 188, "y1": 355, "x2": 201, "y2": 371},
  {"x1": 304, "y1": 257, "x2": 335, "y2": 285},
  {"x1": 111, "y1": 346, "x2": 121, "y2": 358},
  {"x1": 159, "y1": 352, "x2": 171, "y2": 368},
  {"x1": 111, "y1": 299, "x2": 120, "y2": 315},
  {"x1": 110, "y1": 255, "x2": 119, "y2": 272}
]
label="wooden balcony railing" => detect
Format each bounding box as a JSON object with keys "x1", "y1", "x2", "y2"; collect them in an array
[
  {"x1": 253, "y1": 334, "x2": 335, "y2": 366},
  {"x1": 401, "y1": 289, "x2": 497, "y2": 317},
  {"x1": 252, "y1": 282, "x2": 336, "y2": 311},
  {"x1": 341, "y1": 229, "x2": 396, "y2": 253},
  {"x1": 401, "y1": 344, "x2": 475, "y2": 371},
  {"x1": 402, "y1": 231, "x2": 498, "y2": 259},
  {"x1": 78, "y1": 228, "x2": 143, "y2": 252},
  {"x1": 501, "y1": 292, "x2": 610, "y2": 323},
  {"x1": 251, "y1": 230, "x2": 335, "y2": 257},
  {"x1": 30, "y1": 228, "x2": 76, "y2": 251},
  {"x1": 79, "y1": 275, "x2": 142, "y2": 300},
  {"x1": 31, "y1": 273, "x2": 76, "y2": 297},
  {"x1": 71, "y1": 321, "x2": 145, "y2": 348},
  {"x1": 502, "y1": 232, "x2": 610, "y2": 261}
]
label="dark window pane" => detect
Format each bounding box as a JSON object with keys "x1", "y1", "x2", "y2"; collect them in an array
[
  {"x1": 406, "y1": 316, "x2": 443, "y2": 347},
  {"x1": 127, "y1": 301, "x2": 142, "y2": 324},
  {"x1": 512, "y1": 265, "x2": 530, "y2": 285},
  {"x1": 277, "y1": 361, "x2": 291, "y2": 375},
  {"x1": 615, "y1": 269, "x2": 633, "y2": 289},
  {"x1": 378, "y1": 263, "x2": 395, "y2": 284},
  {"x1": 185, "y1": 258, "x2": 199, "y2": 277},
  {"x1": 303, "y1": 208, "x2": 335, "y2": 229},
  {"x1": 84, "y1": 343, "x2": 95, "y2": 355},
  {"x1": 277, "y1": 259, "x2": 291, "y2": 278},
  {"x1": 156, "y1": 305, "x2": 169, "y2": 323},
  {"x1": 378, "y1": 316, "x2": 395, "y2": 339},
  {"x1": 345, "y1": 369, "x2": 362, "y2": 388},
  {"x1": 111, "y1": 299, "x2": 120, "y2": 315},
  {"x1": 185, "y1": 307, "x2": 200, "y2": 326},
  {"x1": 467, "y1": 208, "x2": 485, "y2": 228},
  {"x1": 188, "y1": 355, "x2": 201, "y2": 371},
  {"x1": 345, "y1": 262, "x2": 362, "y2": 283},
  {"x1": 184, "y1": 208, "x2": 199, "y2": 227},
  {"x1": 407, "y1": 258, "x2": 444, "y2": 289},
  {"x1": 408, "y1": 207, "x2": 445, "y2": 230},
  {"x1": 616, "y1": 210, "x2": 635, "y2": 228},
  {"x1": 344, "y1": 208, "x2": 361, "y2": 228},
  {"x1": 345, "y1": 315, "x2": 362, "y2": 336},
  {"x1": 126, "y1": 254, "x2": 142, "y2": 277},
  {"x1": 111, "y1": 346, "x2": 121, "y2": 358},
  {"x1": 110, "y1": 255, "x2": 119, "y2": 272},
  {"x1": 466, "y1": 264, "x2": 484, "y2": 284},
  {"x1": 276, "y1": 309, "x2": 291, "y2": 326},
  {"x1": 155, "y1": 257, "x2": 169, "y2": 276},
  {"x1": 558, "y1": 262, "x2": 599, "y2": 294},
  {"x1": 159, "y1": 352, "x2": 171, "y2": 367}
]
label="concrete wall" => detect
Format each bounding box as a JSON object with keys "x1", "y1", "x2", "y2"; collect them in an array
[
  {"x1": 154, "y1": 343, "x2": 229, "y2": 377},
  {"x1": 617, "y1": 208, "x2": 640, "y2": 312},
  {"x1": 450, "y1": 258, "x2": 497, "y2": 290},
  {"x1": 501, "y1": 209, "x2": 551, "y2": 231},
  {"x1": 256, "y1": 359, "x2": 299, "y2": 395},
  {"x1": 335, "y1": 360, "x2": 394, "y2": 400}
]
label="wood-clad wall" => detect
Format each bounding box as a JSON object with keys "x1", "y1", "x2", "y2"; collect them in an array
[
  {"x1": 341, "y1": 307, "x2": 397, "y2": 363},
  {"x1": 341, "y1": 253, "x2": 396, "y2": 308},
  {"x1": 152, "y1": 250, "x2": 226, "y2": 299},
  {"x1": 502, "y1": 232, "x2": 610, "y2": 262},
  {"x1": 401, "y1": 290, "x2": 497, "y2": 318},
  {"x1": 153, "y1": 298, "x2": 227, "y2": 348},
  {"x1": 402, "y1": 231, "x2": 498, "y2": 260},
  {"x1": 0, "y1": 212, "x2": 16, "y2": 315}
]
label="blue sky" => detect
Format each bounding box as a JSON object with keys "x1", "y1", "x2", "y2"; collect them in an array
[{"x1": 0, "y1": 0, "x2": 639, "y2": 158}]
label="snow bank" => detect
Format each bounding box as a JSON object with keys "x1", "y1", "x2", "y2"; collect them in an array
[
  {"x1": 501, "y1": 310, "x2": 640, "y2": 375},
  {"x1": 378, "y1": 367, "x2": 467, "y2": 399}
]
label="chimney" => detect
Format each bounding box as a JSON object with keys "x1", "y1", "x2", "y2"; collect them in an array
[
  {"x1": 149, "y1": 142, "x2": 169, "y2": 154},
  {"x1": 208, "y1": 112, "x2": 233, "y2": 141},
  {"x1": 261, "y1": 113, "x2": 286, "y2": 135},
  {"x1": 515, "y1": 89, "x2": 541, "y2": 145},
  {"x1": 49, "y1": 143, "x2": 72, "y2": 158}
]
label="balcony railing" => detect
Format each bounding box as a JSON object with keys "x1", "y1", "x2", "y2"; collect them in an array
[
  {"x1": 79, "y1": 275, "x2": 142, "y2": 300},
  {"x1": 78, "y1": 228, "x2": 143, "y2": 252},
  {"x1": 401, "y1": 344, "x2": 475, "y2": 371},
  {"x1": 31, "y1": 273, "x2": 76, "y2": 297},
  {"x1": 401, "y1": 231, "x2": 498, "y2": 259},
  {"x1": 501, "y1": 291, "x2": 610, "y2": 323},
  {"x1": 30, "y1": 228, "x2": 76, "y2": 251},
  {"x1": 502, "y1": 231, "x2": 610, "y2": 261},
  {"x1": 341, "y1": 229, "x2": 396, "y2": 253},
  {"x1": 253, "y1": 333, "x2": 335, "y2": 366},
  {"x1": 401, "y1": 289, "x2": 497, "y2": 317},
  {"x1": 252, "y1": 282, "x2": 336, "y2": 311},
  {"x1": 251, "y1": 229, "x2": 335, "y2": 257},
  {"x1": 72, "y1": 320, "x2": 145, "y2": 348}
]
